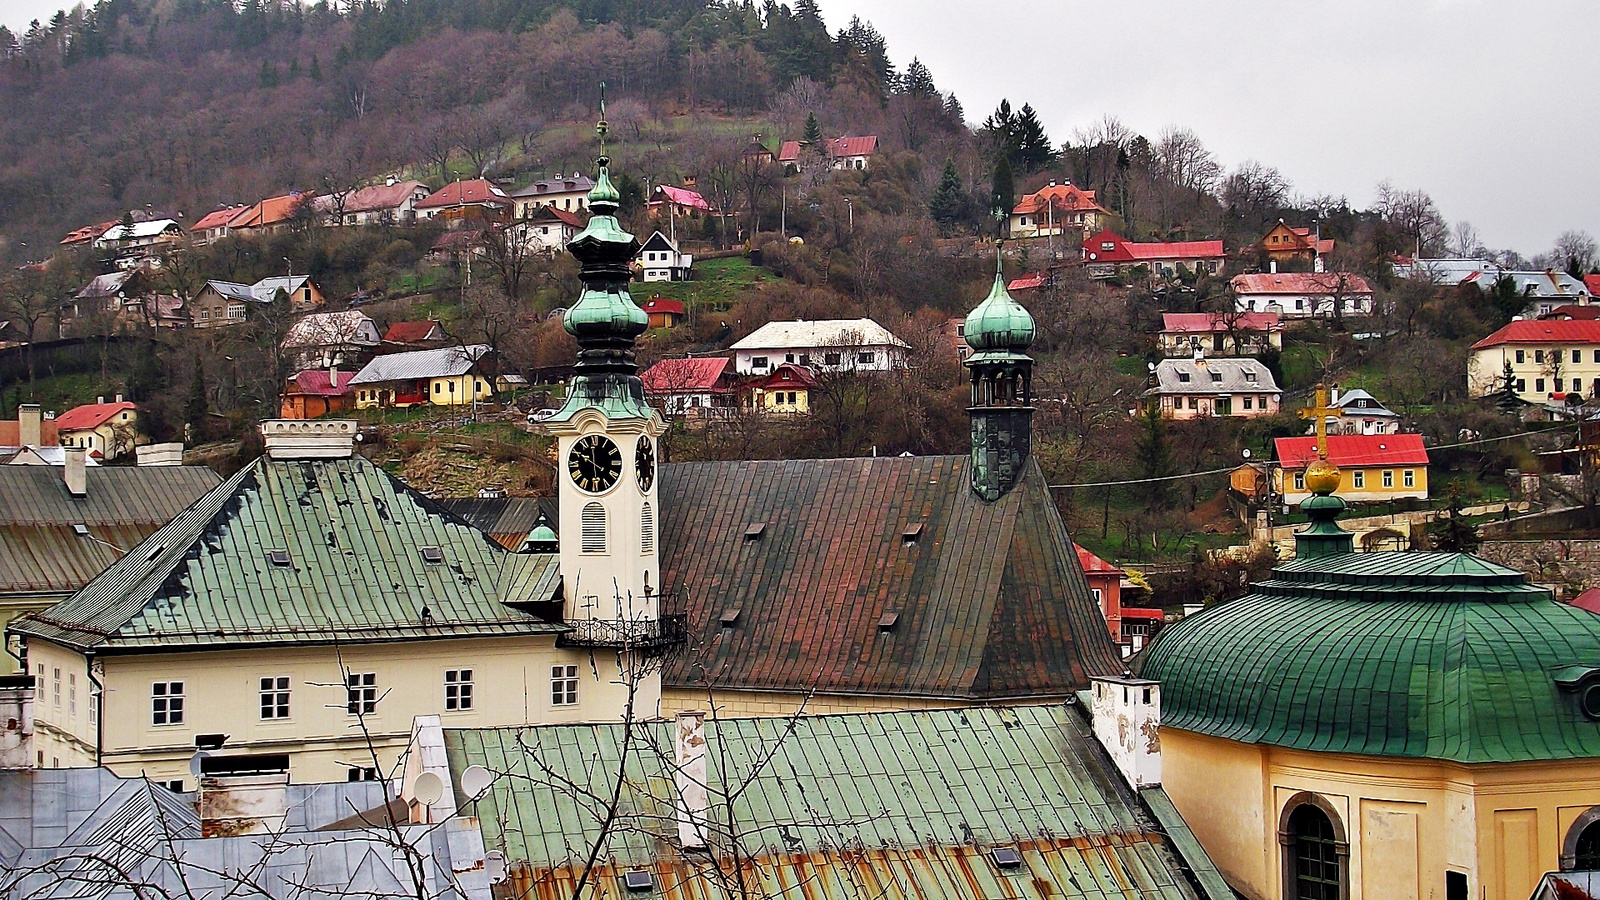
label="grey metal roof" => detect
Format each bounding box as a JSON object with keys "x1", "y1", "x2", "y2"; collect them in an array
[
  {"x1": 9, "y1": 454, "x2": 561, "y2": 653},
  {"x1": 203, "y1": 275, "x2": 312, "y2": 304},
  {"x1": 349, "y1": 344, "x2": 492, "y2": 385},
  {"x1": 1333, "y1": 388, "x2": 1398, "y2": 416},
  {"x1": 1148, "y1": 358, "x2": 1279, "y2": 395}
]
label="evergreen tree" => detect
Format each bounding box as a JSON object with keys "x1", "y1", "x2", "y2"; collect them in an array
[
  {"x1": 1134, "y1": 399, "x2": 1172, "y2": 516},
  {"x1": 983, "y1": 99, "x2": 1017, "y2": 158},
  {"x1": 802, "y1": 111, "x2": 822, "y2": 147},
  {"x1": 1496, "y1": 359, "x2": 1523, "y2": 416},
  {"x1": 186, "y1": 354, "x2": 208, "y2": 426},
  {"x1": 901, "y1": 57, "x2": 936, "y2": 98},
  {"x1": 1488, "y1": 274, "x2": 1525, "y2": 325},
  {"x1": 929, "y1": 160, "x2": 969, "y2": 234},
  {"x1": 1426, "y1": 484, "x2": 1481, "y2": 552},
  {"x1": 1012, "y1": 103, "x2": 1053, "y2": 171},
  {"x1": 944, "y1": 93, "x2": 965, "y2": 124},
  {"x1": 308, "y1": 54, "x2": 321, "y2": 80},
  {"x1": 990, "y1": 156, "x2": 1014, "y2": 235},
  {"x1": 836, "y1": 16, "x2": 894, "y2": 89}
]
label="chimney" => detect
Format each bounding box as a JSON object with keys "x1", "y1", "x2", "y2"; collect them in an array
[
  {"x1": 260, "y1": 419, "x2": 356, "y2": 460},
  {"x1": 1192, "y1": 343, "x2": 1205, "y2": 363},
  {"x1": 675, "y1": 710, "x2": 708, "y2": 849},
  {"x1": 114, "y1": 393, "x2": 123, "y2": 404},
  {"x1": 96, "y1": 396, "x2": 104, "y2": 405},
  {"x1": 1089, "y1": 675, "x2": 1162, "y2": 789},
  {"x1": 17, "y1": 403, "x2": 40, "y2": 448},
  {"x1": 1269, "y1": 259, "x2": 1278, "y2": 274},
  {"x1": 386, "y1": 175, "x2": 397, "y2": 187},
  {"x1": 1328, "y1": 385, "x2": 1339, "y2": 406},
  {"x1": 64, "y1": 447, "x2": 87, "y2": 497},
  {"x1": 0, "y1": 674, "x2": 35, "y2": 769},
  {"x1": 197, "y1": 756, "x2": 291, "y2": 835}
]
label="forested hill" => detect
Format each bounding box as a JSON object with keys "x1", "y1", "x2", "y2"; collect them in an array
[{"x1": 0, "y1": 0, "x2": 937, "y2": 258}]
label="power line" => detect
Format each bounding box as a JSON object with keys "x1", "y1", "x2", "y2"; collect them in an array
[{"x1": 1047, "y1": 422, "x2": 1576, "y2": 490}]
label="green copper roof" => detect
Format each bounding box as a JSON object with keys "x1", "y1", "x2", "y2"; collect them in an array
[
  {"x1": 963, "y1": 270, "x2": 1035, "y2": 357},
  {"x1": 1140, "y1": 551, "x2": 1600, "y2": 763},
  {"x1": 11, "y1": 455, "x2": 562, "y2": 653}
]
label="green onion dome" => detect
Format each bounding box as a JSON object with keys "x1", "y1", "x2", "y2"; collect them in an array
[
  {"x1": 963, "y1": 270, "x2": 1035, "y2": 354},
  {"x1": 563, "y1": 157, "x2": 647, "y2": 341}
]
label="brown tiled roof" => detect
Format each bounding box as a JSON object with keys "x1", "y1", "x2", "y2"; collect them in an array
[{"x1": 659, "y1": 456, "x2": 1120, "y2": 699}]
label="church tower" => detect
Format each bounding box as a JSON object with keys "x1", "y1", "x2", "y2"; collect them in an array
[
  {"x1": 963, "y1": 250, "x2": 1036, "y2": 501},
  {"x1": 544, "y1": 139, "x2": 666, "y2": 628}
]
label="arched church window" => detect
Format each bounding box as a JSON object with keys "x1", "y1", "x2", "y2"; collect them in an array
[
  {"x1": 641, "y1": 502, "x2": 655, "y2": 555},
  {"x1": 581, "y1": 503, "x2": 606, "y2": 554},
  {"x1": 1288, "y1": 804, "x2": 1342, "y2": 900},
  {"x1": 1563, "y1": 807, "x2": 1600, "y2": 871}
]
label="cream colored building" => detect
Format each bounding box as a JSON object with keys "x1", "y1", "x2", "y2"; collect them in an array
[
  {"x1": 54, "y1": 398, "x2": 142, "y2": 460},
  {"x1": 1468, "y1": 318, "x2": 1600, "y2": 404},
  {"x1": 348, "y1": 344, "x2": 497, "y2": 408}
]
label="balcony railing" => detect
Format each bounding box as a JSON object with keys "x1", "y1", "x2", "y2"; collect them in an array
[{"x1": 558, "y1": 614, "x2": 688, "y2": 654}]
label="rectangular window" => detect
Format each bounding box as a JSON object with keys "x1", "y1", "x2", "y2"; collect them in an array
[
  {"x1": 445, "y1": 669, "x2": 474, "y2": 711},
  {"x1": 1294, "y1": 471, "x2": 1306, "y2": 491},
  {"x1": 823, "y1": 352, "x2": 841, "y2": 366},
  {"x1": 259, "y1": 676, "x2": 290, "y2": 719},
  {"x1": 1575, "y1": 350, "x2": 1582, "y2": 364},
  {"x1": 1593, "y1": 350, "x2": 1599, "y2": 363},
  {"x1": 1516, "y1": 349, "x2": 1525, "y2": 363},
  {"x1": 1556, "y1": 378, "x2": 1565, "y2": 392},
  {"x1": 346, "y1": 672, "x2": 377, "y2": 715},
  {"x1": 1537, "y1": 378, "x2": 1546, "y2": 392},
  {"x1": 89, "y1": 692, "x2": 98, "y2": 729},
  {"x1": 1091, "y1": 588, "x2": 1103, "y2": 603},
  {"x1": 1404, "y1": 470, "x2": 1415, "y2": 487},
  {"x1": 152, "y1": 681, "x2": 184, "y2": 725},
  {"x1": 68, "y1": 674, "x2": 76, "y2": 718},
  {"x1": 1536, "y1": 349, "x2": 1545, "y2": 363},
  {"x1": 1178, "y1": 372, "x2": 1191, "y2": 382},
  {"x1": 1516, "y1": 378, "x2": 1526, "y2": 392},
  {"x1": 52, "y1": 668, "x2": 60, "y2": 708},
  {"x1": 787, "y1": 392, "x2": 797, "y2": 404},
  {"x1": 1242, "y1": 397, "x2": 1253, "y2": 410},
  {"x1": 551, "y1": 665, "x2": 579, "y2": 706},
  {"x1": 751, "y1": 356, "x2": 769, "y2": 369},
  {"x1": 1188, "y1": 396, "x2": 1198, "y2": 409},
  {"x1": 857, "y1": 352, "x2": 874, "y2": 364},
  {"x1": 348, "y1": 766, "x2": 380, "y2": 782},
  {"x1": 1353, "y1": 471, "x2": 1365, "y2": 489},
  {"x1": 1382, "y1": 470, "x2": 1394, "y2": 488}
]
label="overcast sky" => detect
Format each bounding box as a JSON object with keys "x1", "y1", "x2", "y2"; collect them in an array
[{"x1": 0, "y1": 0, "x2": 1591, "y2": 253}]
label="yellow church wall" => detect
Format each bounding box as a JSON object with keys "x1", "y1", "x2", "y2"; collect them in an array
[
  {"x1": 26, "y1": 634, "x2": 657, "y2": 787},
  {"x1": 1162, "y1": 727, "x2": 1600, "y2": 900}
]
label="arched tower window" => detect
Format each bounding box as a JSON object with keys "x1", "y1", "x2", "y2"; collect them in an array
[
  {"x1": 640, "y1": 502, "x2": 655, "y2": 555},
  {"x1": 1278, "y1": 792, "x2": 1348, "y2": 900},
  {"x1": 1562, "y1": 806, "x2": 1600, "y2": 871},
  {"x1": 581, "y1": 503, "x2": 606, "y2": 554}
]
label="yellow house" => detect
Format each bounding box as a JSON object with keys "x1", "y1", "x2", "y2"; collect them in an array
[
  {"x1": 1275, "y1": 433, "x2": 1429, "y2": 505},
  {"x1": 1139, "y1": 480, "x2": 1600, "y2": 900},
  {"x1": 349, "y1": 344, "x2": 497, "y2": 408},
  {"x1": 1468, "y1": 318, "x2": 1600, "y2": 405},
  {"x1": 747, "y1": 362, "x2": 815, "y2": 414},
  {"x1": 53, "y1": 398, "x2": 142, "y2": 460},
  {"x1": 8, "y1": 421, "x2": 670, "y2": 787}
]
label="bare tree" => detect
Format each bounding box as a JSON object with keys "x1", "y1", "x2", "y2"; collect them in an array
[
  {"x1": 1375, "y1": 180, "x2": 1448, "y2": 258},
  {"x1": 413, "y1": 115, "x2": 462, "y2": 185},
  {"x1": 1451, "y1": 220, "x2": 1484, "y2": 259},
  {"x1": 1554, "y1": 229, "x2": 1598, "y2": 275},
  {"x1": 1221, "y1": 160, "x2": 1290, "y2": 223}
]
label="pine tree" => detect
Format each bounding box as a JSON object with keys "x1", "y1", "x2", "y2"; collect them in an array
[
  {"x1": 929, "y1": 160, "x2": 969, "y2": 234},
  {"x1": 802, "y1": 111, "x2": 822, "y2": 147},
  {"x1": 1012, "y1": 103, "x2": 1053, "y2": 172},
  {"x1": 1496, "y1": 359, "x2": 1523, "y2": 416},
  {"x1": 902, "y1": 57, "x2": 936, "y2": 98},
  {"x1": 944, "y1": 93, "x2": 965, "y2": 124},
  {"x1": 1426, "y1": 484, "x2": 1481, "y2": 553},
  {"x1": 984, "y1": 99, "x2": 1017, "y2": 158},
  {"x1": 309, "y1": 54, "x2": 321, "y2": 80},
  {"x1": 990, "y1": 156, "x2": 1014, "y2": 235},
  {"x1": 1134, "y1": 399, "x2": 1172, "y2": 516}
]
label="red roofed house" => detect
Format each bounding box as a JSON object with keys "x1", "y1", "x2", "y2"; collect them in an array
[
  {"x1": 59, "y1": 221, "x2": 117, "y2": 247},
  {"x1": 641, "y1": 296, "x2": 686, "y2": 329},
  {"x1": 518, "y1": 205, "x2": 585, "y2": 253},
  {"x1": 641, "y1": 356, "x2": 736, "y2": 417},
  {"x1": 1081, "y1": 230, "x2": 1227, "y2": 279},
  {"x1": 747, "y1": 363, "x2": 817, "y2": 414},
  {"x1": 417, "y1": 179, "x2": 513, "y2": 227},
  {"x1": 1230, "y1": 272, "x2": 1375, "y2": 318},
  {"x1": 650, "y1": 184, "x2": 715, "y2": 219},
  {"x1": 1468, "y1": 318, "x2": 1600, "y2": 404},
  {"x1": 225, "y1": 192, "x2": 315, "y2": 236},
  {"x1": 1274, "y1": 433, "x2": 1430, "y2": 505},
  {"x1": 382, "y1": 320, "x2": 447, "y2": 346},
  {"x1": 280, "y1": 368, "x2": 358, "y2": 419},
  {"x1": 1540, "y1": 305, "x2": 1600, "y2": 321},
  {"x1": 54, "y1": 397, "x2": 141, "y2": 461},
  {"x1": 189, "y1": 206, "x2": 247, "y2": 244},
  {"x1": 1587, "y1": 275, "x2": 1600, "y2": 298},
  {"x1": 0, "y1": 404, "x2": 59, "y2": 452},
  {"x1": 1009, "y1": 182, "x2": 1108, "y2": 239},
  {"x1": 314, "y1": 179, "x2": 432, "y2": 226},
  {"x1": 1075, "y1": 543, "x2": 1124, "y2": 643},
  {"x1": 1572, "y1": 587, "x2": 1600, "y2": 616},
  {"x1": 1259, "y1": 220, "x2": 1335, "y2": 266},
  {"x1": 777, "y1": 136, "x2": 878, "y2": 173},
  {"x1": 1159, "y1": 311, "x2": 1284, "y2": 357}
]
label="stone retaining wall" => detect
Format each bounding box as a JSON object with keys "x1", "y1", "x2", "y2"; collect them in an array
[{"x1": 1476, "y1": 539, "x2": 1600, "y2": 599}]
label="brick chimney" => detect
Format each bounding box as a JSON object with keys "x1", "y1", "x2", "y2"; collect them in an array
[
  {"x1": 17, "y1": 403, "x2": 40, "y2": 448},
  {"x1": 63, "y1": 447, "x2": 87, "y2": 497},
  {"x1": 675, "y1": 710, "x2": 708, "y2": 849}
]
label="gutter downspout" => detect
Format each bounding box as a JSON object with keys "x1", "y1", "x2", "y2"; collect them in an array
[{"x1": 86, "y1": 652, "x2": 103, "y2": 767}]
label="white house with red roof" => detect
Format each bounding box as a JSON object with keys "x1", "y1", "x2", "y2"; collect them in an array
[
  {"x1": 188, "y1": 206, "x2": 246, "y2": 244},
  {"x1": 777, "y1": 136, "x2": 878, "y2": 173},
  {"x1": 518, "y1": 205, "x2": 585, "y2": 252},
  {"x1": 649, "y1": 184, "x2": 715, "y2": 219},
  {"x1": 54, "y1": 397, "x2": 141, "y2": 461},
  {"x1": 1230, "y1": 272, "x2": 1374, "y2": 318},
  {"x1": 640, "y1": 357, "x2": 736, "y2": 416},
  {"x1": 1274, "y1": 433, "x2": 1429, "y2": 504},
  {"x1": 1082, "y1": 230, "x2": 1227, "y2": 279},
  {"x1": 314, "y1": 179, "x2": 431, "y2": 226},
  {"x1": 1009, "y1": 182, "x2": 1108, "y2": 239},
  {"x1": 417, "y1": 179, "x2": 513, "y2": 226},
  {"x1": 1158, "y1": 311, "x2": 1283, "y2": 357},
  {"x1": 1468, "y1": 319, "x2": 1600, "y2": 404}
]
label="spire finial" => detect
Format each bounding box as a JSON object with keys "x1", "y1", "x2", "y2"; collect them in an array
[{"x1": 595, "y1": 81, "x2": 609, "y2": 155}]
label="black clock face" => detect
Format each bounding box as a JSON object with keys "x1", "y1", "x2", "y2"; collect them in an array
[
  {"x1": 568, "y1": 435, "x2": 622, "y2": 493},
  {"x1": 635, "y1": 437, "x2": 655, "y2": 491}
]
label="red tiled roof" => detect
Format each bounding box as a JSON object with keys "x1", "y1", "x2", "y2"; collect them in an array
[
  {"x1": 60, "y1": 221, "x2": 117, "y2": 245},
  {"x1": 382, "y1": 320, "x2": 443, "y2": 343},
  {"x1": 291, "y1": 369, "x2": 357, "y2": 396},
  {"x1": 1572, "y1": 587, "x2": 1600, "y2": 615},
  {"x1": 417, "y1": 179, "x2": 512, "y2": 209},
  {"x1": 1585, "y1": 275, "x2": 1600, "y2": 296},
  {"x1": 189, "y1": 206, "x2": 246, "y2": 232},
  {"x1": 827, "y1": 135, "x2": 877, "y2": 158},
  {"x1": 751, "y1": 363, "x2": 818, "y2": 389},
  {"x1": 1085, "y1": 230, "x2": 1224, "y2": 262},
  {"x1": 1161, "y1": 312, "x2": 1282, "y2": 334},
  {"x1": 336, "y1": 180, "x2": 429, "y2": 214},
  {"x1": 1007, "y1": 274, "x2": 1046, "y2": 291},
  {"x1": 1540, "y1": 305, "x2": 1600, "y2": 321},
  {"x1": 1230, "y1": 273, "x2": 1373, "y2": 295},
  {"x1": 227, "y1": 193, "x2": 312, "y2": 229},
  {"x1": 641, "y1": 357, "x2": 732, "y2": 393},
  {"x1": 1074, "y1": 544, "x2": 1122, "y2": 576},
  {"x1": 655, "y1": 185, "x2": 713, "y2": 212},
  {"x1": 54, "y1": 401, "x2": 137, "y2": 432},
  {"x1": 0, "y1": 419, "x2": 59, "y2": 447},
  {"x1": 1471, "y1": 319, "x2": 1600, "y2": 350},
  {"x1": 777, "y1": 140, "x2": 802, "y2": 162},
  {"x1": 1012, "y1": 183, "x2": 1106, "y2": 216},
  {"x1": 1121, "y1": 607, "x2": 1165, "y2": 622},
  {"x1": 642, "y1": 297, "x2": 686, "y2": 316},
  {"x1": 431, "y1": 230, "x2": 486, "y2": 251},
  {"x1": 1275, "y1": 433, "x2": 1429, "y2": 469}
]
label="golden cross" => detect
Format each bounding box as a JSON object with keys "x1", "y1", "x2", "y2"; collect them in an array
[{"x1": 1298, "y1": 384, "x2": 1340, "y2": 459}]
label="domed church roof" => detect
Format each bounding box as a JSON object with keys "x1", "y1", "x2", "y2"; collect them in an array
[
  {"x1": 963, "y1": 264, "x2": 1034, "y2": 357},
  {"x1": 1140, "y1": 550, "x2": 1600, "y2": 764}
]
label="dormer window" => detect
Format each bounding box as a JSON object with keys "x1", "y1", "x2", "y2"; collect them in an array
[
  {"x1": 1210, "y1": 372, "x2": 1222, "y2": 383},
  {"x1": 1244, "y1": 372, "x2": 1258, "y2": 383},
  {"x1": 1178, "y1": 372, "x2": 1191, "y2": 383}
]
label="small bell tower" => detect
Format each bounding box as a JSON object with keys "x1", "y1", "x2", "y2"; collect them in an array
[{"x1": 964, "y1": 246, "x2": 1036, "y2": 501}]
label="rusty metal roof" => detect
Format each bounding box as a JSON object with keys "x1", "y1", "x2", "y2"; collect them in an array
[{"x1": 446, "y1": 704, "x2": 1214, "y2": 900}]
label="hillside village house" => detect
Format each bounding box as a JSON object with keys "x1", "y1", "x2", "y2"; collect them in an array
[
  {"x1": 1462, "y1": 268, "x2": 1593, "y2": 317},
  {"x1": 641, "y1": 296, "x2": 686, "y2": 328},
  {"x1": 314, "y1": 178, "x2": 431, "y2": 226},
  {"x1": 187, "y1": 205, "x2": 246, "y2": 243},
  {"x1": 187, "y1": 275, "x2": 324, "y2": 326},
  {"x1": 0, "y1": 404, "x2": 58, "y2": 458},
  {"x1": 1322, "y1": 387, "x2": 1401, "y2": 434},
  {"x1": 1158, "y1": 311, "x2": 1283, "y2": 357},
  {"x1": 648, "y1": 183, "x2": 715, "y2": 219},
  {"x1": 517, "y1": 204, "x2": 583, "y2": 252},
  {"x1": 1147, "y1": 356, "x2": 1281, "y2": 419},
  {"x1": 281, "y1": 309, "x2": 382, "y2": 369},
  {"x1": 279, "y1": 368, "x2": 357, "y2": 419},
  {"x1": 1275, "y1": 433, "x2": 1430, "y2": 504},
  {"x1": 92, "y1": 219, "x2": 183, "y2": 254},
  {"x1": 1259, "y1": 220, "x2": 1334, "y2": 266},
  {"x1": 640, "y1": 356, "x2": 736, "y2": 416},
  {"x1": 416, "y1": 179, "x2": 512, "y2": 226},
  {"x1": 638, "y1": 230, "x2": 692, "y2": 282},
  {"x1": 1082, "y1": 230, "x2": 1227, "y2": 279},
  {"x1": 729, "y1": 317, "x2": 909, "y2": 375},
  {"x1": 54, "y1": 398, "x2": 142, "y2": 460},
  {"x1": 1008, "y1": 181, "x2": 1108, "y2": 238},
  {"x1": 65, "y1": 271, "x2": 157, "y2": 331},
  {"x1": 510, "y1": 172, "x2": 595, "y2": 218},
  {"x1": 1231, "y1": 271, "x2": 1375, "y2": 318},
  {"x1": 223, "y1": 192, "x2": 314, "y2": 236},
  {"x1": 59, "y1": 220, "x2": 117, "y2": 247},
  {"x1": 382, "y1": 319, "x2": 447, "y2": 347},
  {"x1": 776, "y1": 135, "x2": 878, "y2": 172},
  {"x1": 747, "y1": 361, "x2": 816, "y2": 413},
  {"x1": 1468, "y1": 319, "x2": 1600, "y2": 404},
  {"x1": 349, "y1": 344, "x2": 496, "y2": 408},
  {"x1": 1075, "y1": 543, "x2": 1124, "y2": 644}
]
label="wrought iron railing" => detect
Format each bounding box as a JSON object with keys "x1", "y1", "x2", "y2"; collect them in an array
[{"x1": 558, "y1": 614, "x2": 688, "y2": 654}]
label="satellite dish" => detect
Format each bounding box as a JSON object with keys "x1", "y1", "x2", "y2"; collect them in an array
[
  {"x1": 189, "y1": 751, "x2": 211, "y2": 779},
  {"x1": 413, "y1": 771, "x2": 445, "y2": 806},
  {"x1": 486, "y1": 851, "x2": 507, "y2": 884},
  {"x1": 1241, "y1": 448, "x2": 1252, "y2": 459},
  {"x1": 461, "y1": 765, "x2": 493, "y2": 800}
]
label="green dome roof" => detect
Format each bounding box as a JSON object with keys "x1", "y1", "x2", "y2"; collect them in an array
[
  {"x1": 1140, "y1": 551, "x2": 1600, "y2": 764},
  {"x1": 963, "y1": 271, "x2": 1035, "y2": 355}
]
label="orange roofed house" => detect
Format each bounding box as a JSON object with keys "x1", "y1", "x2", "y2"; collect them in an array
[
  {"x1": 220, "y1": 192, "x2": 315, "y2": 237},
  {"x1": 1009, "y1": 182, "x2": 1108, "y2": 239},
  {"x1": 1259, "y1": 220, "x2": 1334, "y2": 267},
  {"x1": 280, "y1": 368, "x2": 357, "y2": 419},
  {"x1": 418, "y1": 179, "x2": 513, "y2": 228},
  {"x1": 54, "y1": 398, "x2": 142, "y2": 461}
]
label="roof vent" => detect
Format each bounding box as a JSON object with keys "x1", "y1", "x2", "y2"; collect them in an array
[
  {"x1": 622, "y1": 871, "x2": 655, "y2": 892},
  {"x1": 267, "y1": 550, "x2": 292, "y2": 567},
  {"x1": 878, "y1": 612, "x2": 899, "y2": 632},
  {"x1": 420, "y1": 547, "x2": 445, "y2": 564},
  {"x1": 989, "y1": 847, "x2": 1023, "y2": 869},
  {"x1": 720, "y1": 608, "x2": 742, "y2": 628},
  {"x1": 902, "y1": 523, "x2": 923, "y2": 545},
  {"x1": 72, "y1": 523, "x2": 89, "y2": 536},
  {"x1": 744, "y1": 523, "x2": 765, "y2": 541},
  {"x1": 145, "y1": 543, "x2": 166, "y2": 562}
]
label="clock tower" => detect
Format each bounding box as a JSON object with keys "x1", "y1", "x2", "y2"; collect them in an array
[{"x1": 543, "y1": 147, "x2": 667, "y2": 631}]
